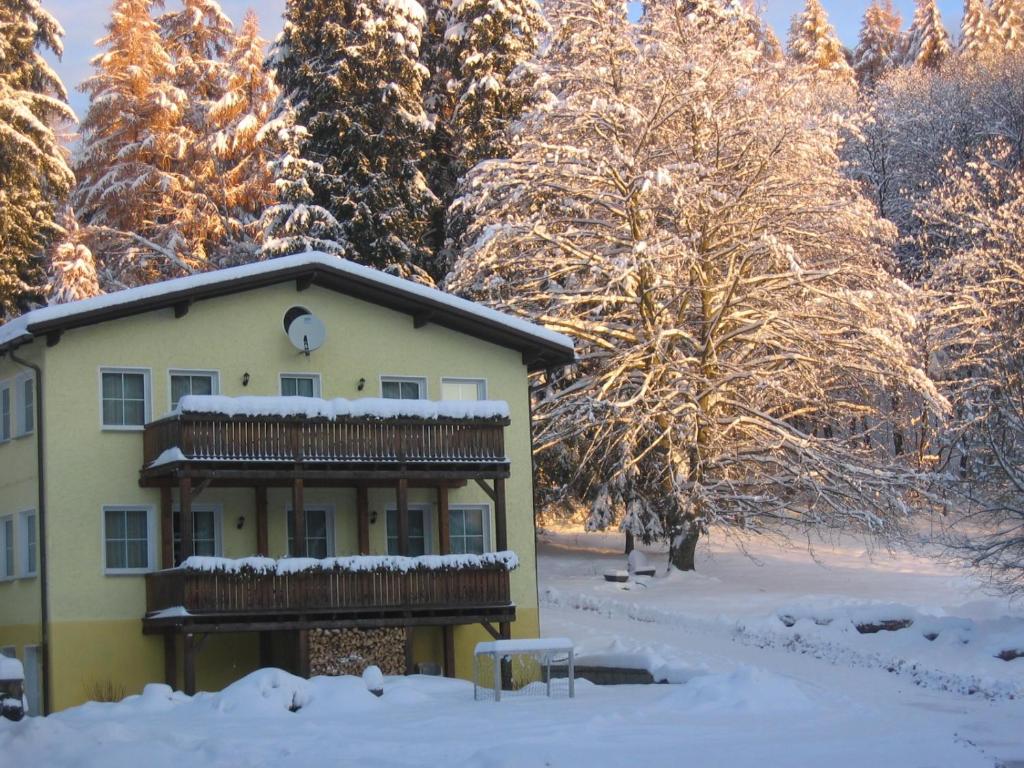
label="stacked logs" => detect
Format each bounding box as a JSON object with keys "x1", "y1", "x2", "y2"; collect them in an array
[{"x1": 308, "y1": 628, "x2": 407, "y2": 677}]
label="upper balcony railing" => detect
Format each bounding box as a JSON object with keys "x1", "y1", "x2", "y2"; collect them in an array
[{"x1": 143, "y1": 413, "x2": 509, "y2": 467}]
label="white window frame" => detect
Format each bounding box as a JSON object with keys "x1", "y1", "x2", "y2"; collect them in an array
[
  {"x1": 440, "y1": 377, "x2": 487, "y2": 401},
  {"x1": 14, "y1": 373, "x2": 34, "y2": 437},
  {"x1": 279, "y1": 372, "x2": 322, "y2": 398},
  {"x1": 379, "y1": 376, "x2": 428, "y2": 400},
  {"x1": 101, "y1": 505, "x2": 157, "y2": 575},
  {"x1": 0, "y1": 380, "x2": 11, "y2": 443},
  {"x1": 171, "y1": 503, "x2": 224, "y2": 562},
  {"x1": 448, "y1": 504, "x2": 492, "y2": 555},
  {"x1": 168, "y1": 369, "x2": 220, "y2": 412},
  {"x1": 284, "y1": 505, "x2": 335, "y2": 558},
  {"x1": 18, "y1": 509, "x2": 36, "y2": 578},
  {"x1": 98, "y1": 367, "x2": 152, "y2": 431},
  {"x1": 0, "y1": 514, "x2": 15, "y2": 580},
  {"x1": 385, "y1": 504, "x2": 433, "y2": 556}
]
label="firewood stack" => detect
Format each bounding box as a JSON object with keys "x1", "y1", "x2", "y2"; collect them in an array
[{"x1": 308, "y1": 628, "x2": 407, "y2": 676}]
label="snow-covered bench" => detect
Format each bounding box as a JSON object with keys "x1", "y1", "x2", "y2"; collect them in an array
[{"x1": 473, "y1": 637, "x2": 575, "y2": 701}]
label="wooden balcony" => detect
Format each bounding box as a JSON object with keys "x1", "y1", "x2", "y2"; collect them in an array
[
  {"x1": 141, "y1": 413, "x2": 509, "y2": 476},
  {"x1": 143, "y1": 562, "x2": 515, "y2": 633}
]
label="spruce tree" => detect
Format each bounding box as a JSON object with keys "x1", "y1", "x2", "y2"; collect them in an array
[
  {"x1": 48, "y1": 209, "x2": 102, "y2": 303},
  {"x1": 74, "y1": 0, "x2": 195, "y2": 284},
  {"x1": 854, "y1": 1, "x2": 903, "y2": 88},
  {"x1": 991, "y1": 0, "x2": 1024, "y2": 51},
  {"x1": 0, "y1": 0, "x2": 75, "y2": 318},
  {"x1": 208, "y1": 10, "x2": 279, "y2": 264},
  {"x1": 265, "y1": 0, "x2": 436, "y2": 272},
  {"x1": 904, "y1": 0, "x2": 952, "y2": 69},
  {"x1": 959, "y1": 0, "x2": 994, "y2": 56},
  {"x1": 787, "y1": 0, "x2": 854, "y2": 79}
]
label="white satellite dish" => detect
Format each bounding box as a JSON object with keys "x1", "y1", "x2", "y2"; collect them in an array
[{"x1": 285, "y1": 311, "x2": 326, "y2": 355}]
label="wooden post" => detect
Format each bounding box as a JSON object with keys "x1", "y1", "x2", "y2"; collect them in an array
[
  {"x1": 255, "y1": 485, "x2": 268, "y2": 556},
  {"x1": 437, "y1": 485, "x2": 450, "y2": 556},
  {"x1": 397, "y1": 478, "x2": 409, "y2": 556},
  {"x1": 356, "y1": 484, "x2": 369, "y2": 555},
  {"x1": 404, "y1": 628, "x2": 414, "y2": 675},
  {"x1": 499, "y1": 621, "x2": 512, "y2": 691},
  {"x1": 160, "y1": 486, "x2": 173, "y2": 569},
  {"x1": 179, "y1": 477, "x2": 193, "y2": 565},
  {"x1": 292, "y1": 478, "x2": 306, "y2": 557},
  {"x1": 183, "y1": 633, "x2": 196, "y2": 695},
  {"x1": 163, "y1": 633, "x2": 177, "y2": 689},
  {"x1": 494, "y1": 477, "x2": 508, "y2": 552},
  {"x1": 259, "y1": 632, "x2": 273, "y2": 669},
  {"x1": 442, "y1": 625, "x2": 455, "y2": 678},
  {"x1": 297, "y1": 630, "x2": 310, "y2": 678}
]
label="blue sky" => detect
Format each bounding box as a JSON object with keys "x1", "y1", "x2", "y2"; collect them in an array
[{"x1": 48, "y1": 1, "x2": 964, "y2": 120}]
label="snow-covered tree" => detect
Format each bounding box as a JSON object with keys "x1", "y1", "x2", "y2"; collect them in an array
[
  {"x1": 959, "y1": 0, "x2": 994, "y2": 57},
  {"x1": 991, "y1": 0, "x2": 1024, "y2": 51},
  {"x1": 208, "y1": 10, "x2": 279, "y2": 264},
  {"x1": 265, "y1": 0, "x2": 437, "y2": 272},
  {"x1": 787, "y1": 0, "x2": 855, "y2": 82},
  {"x1": 47, "y1": 209, "x2": 102, "y2": 303},
  {"x1": 0, "y1": 0, "x2": 75, "y2": 318},
  {"x1": 903, "y1": 0, "x2": 952, "y2": 69},
  {"x1": 854, "y1": 1, "x2": 903, "y2": 88},
  {"x1": 451, "y1": 0, "x2": 944, "y2": 571},
  {"x1": 73, "y1": 0, "x2": 197, "y2": 285}
]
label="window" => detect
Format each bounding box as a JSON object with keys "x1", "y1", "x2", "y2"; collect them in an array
[
  {"x1": 1, "y1": 516, "x2": 14, "y2": 579},
  {"x1": 172, "y1": 507, "x2": 222, "y2": 564},
  {"x1": 386, "y1": 507, "x2": 430, "y2": 556},
  {"x1": 287, "y1": 508, "x2": 333, "y2": 558},
  {"x1": 440, "y1": 378, "x2": 486, "y2": 401},
  {"x1": 449, "y1": 506, "x2": 488, "y2": 555},
  {"x1": 16, "y1": 376, "x2": 33, "y2": 436},
  {"x1": 18, "y1": 511, "x2": 36, "y2": 577},
  {"x1": 170, "y1": 370, "x2": 218, "y2": 410},
  {"x1": 381, "y1": 377, "x2": 426, "y2": 400},
  {"x1": 0, "y1": 382, "x2": 10, "y2": 442},
  {"x1": 103, "y1": 507, "x2": 154, "y2": 572},
  {"x1": 100, "y1": 369, "x2": 150, "y2": 428},
  {"x1": 280, "y1": 373, "x2": 320, "y2": 398}
]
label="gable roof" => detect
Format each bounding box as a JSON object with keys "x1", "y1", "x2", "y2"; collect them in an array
[{"x1": 0, "y1": 252, "x2": 575, "y2": 370}]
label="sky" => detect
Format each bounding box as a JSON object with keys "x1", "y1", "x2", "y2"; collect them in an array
[{"x1": 47, "y1": 0, "x2": 966, "y2": 121}]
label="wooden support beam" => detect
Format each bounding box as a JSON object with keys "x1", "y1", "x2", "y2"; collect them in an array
[
  {"x1": 160, "y1": 486, "x2": 173, "y2": 569},
  {"x1": 397, "y1": 478, "x2": 409, "y2": 556},
  {"x1": 494, "y1": 476, "x2": 508, "y2": 552},
  {"x1": 297, "y1": 630, "x2": 310, "y2": 677},
  {"x1": 141, "y1": 467, "x2": 509, "y2": 485},
  {"x1": 499, "y1": 620, "x2": 513, "y2": 691},
  {"x1": 259, "y1": 632, "x2": 273, "y2": 669},
  {"x1": 437, "y1": 485, "x2": 450, "y2": 556},
  {"x1": 292, "y1": 478, "x2": 306, "y2": 557},
  {"x1": 163, "y1": 633, "x2": 176, "y2": 689},
  {"x1": 442, "y1": 626, "x2": 455, "y2": 678},
  {"x1": 474, "y1": 478, "x2": 496, "y2": 502},
  {"x1": 192, "y1": 477, "x2": 212, "y2": 499},
  {"x1": 173, "y1": 300, "x2": 191, "y2": 319},
  {"x1": 255, "y1": 485, "x2": 268, "y2": 556},
  {"x1": 179, "y1": 477, "x2": 193, "y2": 564},
  {"x1": 480, "y1": 622, "x2": 500, "y2": 640},
  {"x1": 356, "y1": 484, "x2": 370, "y2": 555},
  {"x1": 404, "y1": 628, "x2": 415, "y2": 675},
  {"x1": 183, "y1": 633, "x2": 196, "y2": 695}
]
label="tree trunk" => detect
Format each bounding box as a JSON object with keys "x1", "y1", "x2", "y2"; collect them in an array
[
  {"x1": 624, "y1": 530, "x2": 634, "y2": 555},
  {"x1": 669, "y1": 523, "x2": 700, "y2": 571}
]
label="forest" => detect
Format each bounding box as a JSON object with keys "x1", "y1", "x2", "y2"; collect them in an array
[{"x1": 2, "y1": 0, "x2": 1023, "y2": 589}]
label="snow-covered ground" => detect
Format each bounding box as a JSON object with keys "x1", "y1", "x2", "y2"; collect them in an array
[{"x1": 2, "y1": 528, "x2": 1022, "y2": 767}]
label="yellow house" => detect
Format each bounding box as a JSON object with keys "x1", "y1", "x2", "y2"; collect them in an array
[{"x1": 0, "y1": 252, "x2": 574, "y2": 714}]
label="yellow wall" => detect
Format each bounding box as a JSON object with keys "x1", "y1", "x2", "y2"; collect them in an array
[{"x1": 1, "y1": 280, "x2": 541, "y2": 710}]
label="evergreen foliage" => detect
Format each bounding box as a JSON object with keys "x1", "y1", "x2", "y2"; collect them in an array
[
  {"x1": 854, "y1": 1, "x2": 903, "y2": 87},
  {"x1": 904, "y1": 0, "x2": 952, "y2": 69},
  {"x1": 787, "y1": 0, "x2": 854, "y2": 81}
]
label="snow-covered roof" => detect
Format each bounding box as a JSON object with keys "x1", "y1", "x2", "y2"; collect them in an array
[
  {"x1": 0, "y1": 252, "x2": 575, "y2": 370},
  {"x1": 172, "y1": 394, "x2": 511, "y2": 421}
]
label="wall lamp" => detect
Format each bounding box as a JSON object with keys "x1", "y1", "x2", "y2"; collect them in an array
[
  {"x1": 236, "y1": 515, "x2": 246, "y2": 530},
  {"x1": 242, "y1": 372, "x2": 250, "y2": 386},
  {"x1": 357, "y1": 377, "x2": 366, "y2": 391}
]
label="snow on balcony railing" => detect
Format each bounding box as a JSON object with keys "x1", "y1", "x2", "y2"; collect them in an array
[
  {"x1": 178, "y1": 551, "x2": 520, "y2": 575},
  {"x1": 171, "y1": 395, "x2": 510, "y2": 421}
]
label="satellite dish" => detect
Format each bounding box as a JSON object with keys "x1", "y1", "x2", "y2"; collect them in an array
[{"x1": 284, "y1": 308, "x2": 326, "y2": 355}]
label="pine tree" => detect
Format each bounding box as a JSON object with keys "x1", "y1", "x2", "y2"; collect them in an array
[
  {"x1": 787, "y1": 0, "x2": 855, "y2": 81},
  {"x1": 265, "y1": 0, "x2": 436, "y2": 272},
  {"x1": 959, "y1": 0, "x2": 994, "y2": 56},
  {"x1": 991, "y1": 0, "x2": 1024, "y2": 51},
  {"x1": 74, "y1": 0, "x2": 195, "y2": 285},
  {"x1": 47, "y1": 209, "x2": 102, "y2": 303},
  {"x1": 0, "y1": 0, "x2": 75, "y2": 318},
  {"x1": 904, "y1": 0, "x2": 952, "y2": 69},
  {"x1": 208, "y1": 10, "x2": 279, "y2": 264},
  {"x1": 854, "y1": 1, "x2": 903, "y2": 88}
]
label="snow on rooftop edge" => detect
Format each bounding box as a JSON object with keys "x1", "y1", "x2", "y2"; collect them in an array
[
  {"x1": 178, "y1": 551, "x2": 519, "y2": 575},
  {"x1": 171, "y1": 395, "x2": 510, "y2": 421},
  {"x1": 0, "y1": 252, "x2": 574, "y2": 353}
]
